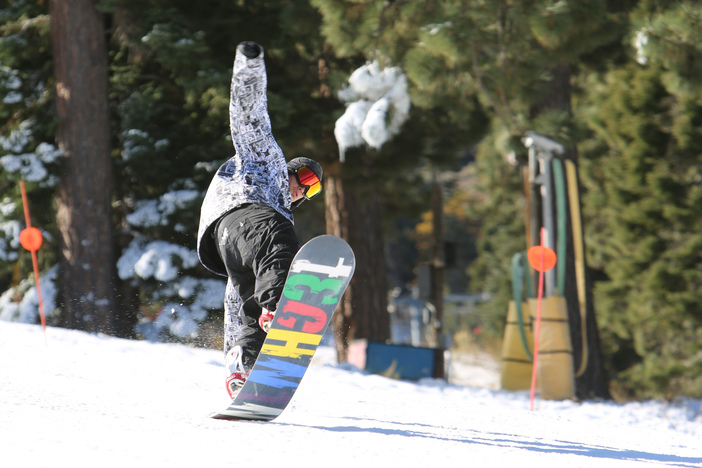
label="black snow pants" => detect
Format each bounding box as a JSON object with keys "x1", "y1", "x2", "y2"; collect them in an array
[{"x1": 215, "y1": 204, "x2": 299, "y2": 365}]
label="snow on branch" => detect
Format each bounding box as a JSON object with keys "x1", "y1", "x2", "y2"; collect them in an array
[
  {"x1": 0, "y1": 120, "x2": 63, "y2": 186},
  {"x1": 334, "y1": 61, "x2": 411, "y2": 162},
  {"x1": 117, "y1": 238, "x2": 198, "y2": 282}
]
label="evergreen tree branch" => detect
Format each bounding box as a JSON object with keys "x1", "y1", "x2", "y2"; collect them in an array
[{"x1": 469, "y1": 39, "x2": 524, "y2": 136}]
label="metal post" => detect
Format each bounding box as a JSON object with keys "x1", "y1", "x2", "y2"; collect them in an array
[
  {"x1": 523, "y1": 132, "x2": 564, "y2": 298},
  {"x1": 540, "y1": 152, "x2": 555, "y2": 297}
]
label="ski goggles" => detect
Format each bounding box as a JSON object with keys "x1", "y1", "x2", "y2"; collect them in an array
[{"x1": 295, "y1": 166, "x2": 322, "y2": 200}]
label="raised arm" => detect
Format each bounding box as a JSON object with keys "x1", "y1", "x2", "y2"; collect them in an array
[{"x1": 229, "y1": 42, "x2": 276, "y2": 162}]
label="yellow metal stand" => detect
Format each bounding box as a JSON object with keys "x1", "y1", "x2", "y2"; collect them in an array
[
  {"x1": 500, "y1": 300, "x2": 534, "y2": 391},
  {"x1": 529, "y1": 296, "x2": 575, "y2": 400}
]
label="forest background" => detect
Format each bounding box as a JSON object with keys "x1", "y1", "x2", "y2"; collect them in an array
[{"x1": 1, "y1": 0, "x2": 702, "y2": 402}]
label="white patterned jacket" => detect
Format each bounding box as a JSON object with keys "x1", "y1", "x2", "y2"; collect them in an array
[{"x1": 197, "y1": 43, "x2": 292, "y2": 276}]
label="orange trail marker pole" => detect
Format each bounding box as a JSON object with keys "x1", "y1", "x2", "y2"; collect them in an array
[
  {"x1": 527, "y1": 227, "x2": 557, "y2": 411},
  {"x1": 19, "y1": 181, "x2": 47, "y2": 344}
]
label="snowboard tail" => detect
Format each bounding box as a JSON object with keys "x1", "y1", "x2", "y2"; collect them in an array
[{"x1": 211, "y1": 235, "x2": 355, "y2": 421}]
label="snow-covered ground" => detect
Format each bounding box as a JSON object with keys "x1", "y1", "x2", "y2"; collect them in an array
[{"x1": 1, "y1": 322, "x2": 700, "y2": 467}]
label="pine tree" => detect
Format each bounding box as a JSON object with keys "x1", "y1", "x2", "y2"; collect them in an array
[
  {"x1": 579, "y1": 1, "x2": 702, "y2": 399},
  {"x1": 104, "y1": 0, "x2": 232, "y2": 341},
  {"x1": 0, "y1": 1, "x2": 62, "y2": 324},
  {"x1": 312, "y1": 0, "x2": 621, "y2": 398},
  {"x1": 104, "y1": 0, "x2": 343, "y2": 344},
  {"x1": 311, "y1": 0, "x2": 492, "y2": 360},
  {"x1": 0, "y1": 0, "x2": 347, "y2": 344}
]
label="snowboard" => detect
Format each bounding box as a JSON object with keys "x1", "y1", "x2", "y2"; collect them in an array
[{"x1": 211, "y1": 235, "x2": 355, "y2": 421}]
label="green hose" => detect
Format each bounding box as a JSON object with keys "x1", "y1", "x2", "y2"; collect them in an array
[
  {"x1": 512, "y1": 252, "x2": 533, "y2": 361},
  {"x1": 552, "y1": 158, "x2": 567, "y2": 297}
]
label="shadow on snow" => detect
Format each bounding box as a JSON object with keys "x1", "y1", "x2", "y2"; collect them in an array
[{"x1": 279, "y1": 417, "x2": 701, "y2": 467}]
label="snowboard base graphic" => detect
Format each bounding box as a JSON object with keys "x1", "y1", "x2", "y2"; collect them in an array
[{"x1": 211, "y1": 235, "x2": 355, "y2": 421}]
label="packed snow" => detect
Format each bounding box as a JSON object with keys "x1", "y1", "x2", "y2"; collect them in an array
[{"x1": 1, "y1": 322, "x2": 700, "y2": 467}]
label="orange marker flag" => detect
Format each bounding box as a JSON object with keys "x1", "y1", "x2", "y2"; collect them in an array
[
  {"x1": 527, "y1": 227, "x2": 557, "y2": 411},
  {"x1": 19, "y1": 181, "x2": 47, "y2": 344}
]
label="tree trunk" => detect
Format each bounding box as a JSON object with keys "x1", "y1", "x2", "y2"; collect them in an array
[
  {"x1": 325, "y1": 175, "x2": 352, "y2": 361},
  {"x1": 533, "y1": 65, "x2": 611, "y2": 399},
  {"x1": 325, "y1": 173, "x2": 390, "y2": 361},
  {"x1": 430, "y1": 178, "x2": 444, "y2": 348},
  {"x1": 50, "y1": 0, "x2": 117, "y2": 334}
]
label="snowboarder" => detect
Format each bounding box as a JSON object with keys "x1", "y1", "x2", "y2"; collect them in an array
[{"x1": 197, "y1": 41, "x2": 323, "y2": 399}]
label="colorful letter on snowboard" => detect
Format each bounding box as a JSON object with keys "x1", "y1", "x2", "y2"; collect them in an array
[{"x1": 211, "y1": 235, "x2": 355, "y2": 421}]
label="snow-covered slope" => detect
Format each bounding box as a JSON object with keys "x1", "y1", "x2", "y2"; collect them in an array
[{"x1": 1, "y1": 322, "x2": 700, "y2": 467}]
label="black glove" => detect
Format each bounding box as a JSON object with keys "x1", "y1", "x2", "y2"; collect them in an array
[{"x1": 239, "y1": 41, "x2": 261, "y2": 59}]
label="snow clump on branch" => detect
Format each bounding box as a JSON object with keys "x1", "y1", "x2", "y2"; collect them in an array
[{"x1": 334, "y1": 61, "x2": 410, "y2": 162}]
